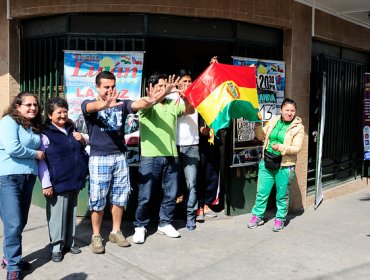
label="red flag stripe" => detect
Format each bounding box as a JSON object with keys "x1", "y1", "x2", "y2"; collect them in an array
[{"x1": 184, "y1": 63, "x2": 256, "y2": 108}]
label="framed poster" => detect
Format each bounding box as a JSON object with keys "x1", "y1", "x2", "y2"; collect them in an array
[
  {"x1": 231, "y1": 57, "x2": 285, "y2": 168},
  {"x1": 363, "y1": 73, "x2": 370, "y2": 158},
  {"x1": 64, "y1": 51, "x2": 144, "y2": 164},
  {"x1": 232, "y1": 118, "x2": 263, "y2": 167}
]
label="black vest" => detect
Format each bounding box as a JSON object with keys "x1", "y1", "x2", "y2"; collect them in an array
[{"x1": 42, "y1": 123, "x2": 88, "y2": 194}]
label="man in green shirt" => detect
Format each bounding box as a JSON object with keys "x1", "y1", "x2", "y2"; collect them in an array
[{"x1": 133, "y1": 72, "x2": 194, "y2": 244}]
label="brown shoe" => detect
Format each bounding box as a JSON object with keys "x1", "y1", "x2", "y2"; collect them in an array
[
  {"x1": 109, "y1": 231, "x2": 131, "y2": 247},
  {"x1": 90, "y1": 235, "x2": 105, "y2": 254}
]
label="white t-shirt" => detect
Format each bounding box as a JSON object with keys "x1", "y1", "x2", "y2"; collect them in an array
[{"x1": 166, "y1": 93, "x2": 199, "y2": 146}]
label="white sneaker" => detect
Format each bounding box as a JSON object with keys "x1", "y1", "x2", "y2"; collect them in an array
[
  {"x1": 133, "y1": 227, "x2": 146, "y2": 244},
  {"x1": 157, "y1": 224, "x2": 181, "y2": 238}
]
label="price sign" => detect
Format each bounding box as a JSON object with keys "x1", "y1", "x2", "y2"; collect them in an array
[
  {"x1": 259, "y1": 104, "x2": 279, "y2": 121},
  {"x1": 257, "y1": 74, "x2": 277, "y2": 91}
]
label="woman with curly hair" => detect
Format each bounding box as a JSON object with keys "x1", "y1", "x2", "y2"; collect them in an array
[{"x1": 0, "y1": 92, "x2": 44, "y2": 280}]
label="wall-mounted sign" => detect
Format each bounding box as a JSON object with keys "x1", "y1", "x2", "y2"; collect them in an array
[
  {"x1": 64, "y1": 50, "x2": 144, "y2": 164},
  {"x1": 363, "y1": 73, "x2": 370, "y2": 157},
  {"x1": 231, "y1": 57, "x2": 285, "y2": 168}
]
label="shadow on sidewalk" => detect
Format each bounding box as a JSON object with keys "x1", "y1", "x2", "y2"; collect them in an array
[
  {"x1": 358, "y1": 194, "x2": 370, "y2": 201},
  {"x1": 73, "y1": 217, "x2": 186, "y2": 249},
  {"x1": 22, "y1": 245, "x2": 50, "y2": 277},
  {"x1": 60, "y1": 272, "x2": 88, "y2": 280},
  {"x1": 261, "y1": 208, "x2": 304, "y2": 228}
]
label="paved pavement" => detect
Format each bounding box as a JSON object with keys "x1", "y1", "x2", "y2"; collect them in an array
[{"x1": 2, "y1": 180, "x2": 370, "y2": 279}]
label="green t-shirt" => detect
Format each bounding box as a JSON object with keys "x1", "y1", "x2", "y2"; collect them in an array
[
  {"x1": 139, "y1": 99, "x2": 185, "y2": 157},
  {"x1": 267, "y1": 119, "x2": 291, "y2": 155}
]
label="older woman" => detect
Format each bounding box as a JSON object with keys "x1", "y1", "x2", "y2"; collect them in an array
[
  {"x1": 248, "y1": 98, "x2": 304, "y2": 232},
  {"x1": 0, "y1": 92, "x2": 44, "y2": 280},
  {"x1": 38, "y1": 97, "x2": 88, "y2": 262}
]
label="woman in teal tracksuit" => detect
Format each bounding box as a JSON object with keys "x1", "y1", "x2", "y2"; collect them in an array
[{"x1": 248, "y1": 98, "x2": 304, "y2": 232}]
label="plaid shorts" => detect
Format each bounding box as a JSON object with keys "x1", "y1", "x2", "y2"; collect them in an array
[{"x1": 88, "y1": 153, "x2": 131, "y2": 211}]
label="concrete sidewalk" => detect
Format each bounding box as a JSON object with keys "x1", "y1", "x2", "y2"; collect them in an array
[{"x1": 2, "y1": 181, "x2": 370, "y2": 279}]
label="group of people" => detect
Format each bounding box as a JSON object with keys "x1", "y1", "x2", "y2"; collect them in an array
[{"x1": 0, "y1": 58, "x2": 304, "y2": 280}]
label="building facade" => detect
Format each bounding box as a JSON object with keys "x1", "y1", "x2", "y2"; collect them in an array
[{"x1": 1, "y1": 0, "x2": 369, "y2": 212}]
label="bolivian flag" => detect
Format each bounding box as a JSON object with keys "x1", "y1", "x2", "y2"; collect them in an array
[{"x1": 184, "y1": 62, "x2": 259, "y2": 137}]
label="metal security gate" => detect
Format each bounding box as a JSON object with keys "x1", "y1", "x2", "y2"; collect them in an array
[
  {"x1": 20, "y1": 13, "x2": 283, "y2": 111},
  {"x1": 307, "y1": 55, "x2": 370, "y2": 191}
]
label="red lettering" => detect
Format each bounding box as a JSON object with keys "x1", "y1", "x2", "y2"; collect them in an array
[
  {"x1": 87, "y1": 66, "x2": 100, "y2": 77},
  {"x1": 118, "y1": 90, "x2": 129, "y2": 99},
  {"x1": 76, "y1": 87, "x2": 95, "y2": 97},
  {"x1": 116, "y1": 67, "x2": 124, "y2": 78},
  {"x1": 85, "y1": 88, "x2": 95, "y2": 97},
  {"x1": 72, "y1": 62, "x2": 87, "y2": 77},
  {"x1": 76, "y1": 87, "x2": 83, "y2": 97},
  {"x1": 117, "y1": 67, "x2": 138, "y2": 78}
]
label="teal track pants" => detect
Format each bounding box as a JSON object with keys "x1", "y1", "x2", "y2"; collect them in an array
[{"x1": 251, "y1": 160, "x2": 295, "y2": 220}]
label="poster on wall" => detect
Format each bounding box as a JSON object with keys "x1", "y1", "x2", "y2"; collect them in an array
[
  {"x1": 231, "y1": 57, "x2": 285, "y2": 168},
  {"x1": 363, "y1": 73, "x2": 370, "y2": 160},
  {"x1": 232, "y1": 118, "x2": 262, "y2": 167},
  {"x1": 64, "y1": 51, "x2": 144, "y2": 164}
]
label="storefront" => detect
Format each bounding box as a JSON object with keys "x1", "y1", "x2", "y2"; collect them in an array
[
  {"x1": 20, "y1": 13, "x2": 284, "y2": 215},
  {"x1": 1, "y1": 1, "x2": 369, "y2": 216}
]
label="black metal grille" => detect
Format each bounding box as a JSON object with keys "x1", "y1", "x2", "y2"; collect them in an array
[
  {"x1": 308, "y1": 55, "x2": 370, "y2": 191},
  {"x1": 20, "y1": 36, "x2": 145, "y2": 108}
]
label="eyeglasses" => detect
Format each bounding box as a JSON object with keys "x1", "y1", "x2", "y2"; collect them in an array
[{"x1": 22, "y1": 103, "x2": 38, "y2": 108}]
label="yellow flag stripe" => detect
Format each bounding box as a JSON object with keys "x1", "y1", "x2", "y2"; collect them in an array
[{"x1": 196, "y1": 82, "x2": 258, "y2": 126}]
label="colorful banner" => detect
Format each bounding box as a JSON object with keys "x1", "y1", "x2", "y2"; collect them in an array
[
  {"x1": 232, "y1": 56, "x2": 285, "y2": 120},
  {"x1": 231, "y1": 57, "x2": 285, "y2": 167},
  {"x1": 363, "y1": 73, "x2": 370, "y2": 158},
  {"x1": 63, "y1": 51, "x2": 144, "y2": 164},
  {"x1": 184, "y1": 62, "x2": 259, "y2": 137},
  {"x1": 64, "y1": 51, "x2": 144, "y2": 133}
]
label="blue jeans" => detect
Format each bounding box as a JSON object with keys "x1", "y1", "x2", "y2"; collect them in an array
[
  {"x1": 134, "y1": 156, "x2": 179, "y2": 228},
  {"x1": 0, "y1": 174, "x2": 36, "y2": 272},
  {"x1": 178, "y1": 145, "x2": 199, "y2": 219}
]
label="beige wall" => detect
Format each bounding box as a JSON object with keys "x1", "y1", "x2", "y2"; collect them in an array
[
  {"x1": 0, "y1": 0, "x2": 10, "y2": 116},
  {"x1": 0, "y1": 0, "x2": 19, "y2": 117},
  {"x1": 284, "y1": 2, "x2": 312, "y2": 210},
  {"x1": 315, "y1": 10, "x2": 370, "y2": 52}
]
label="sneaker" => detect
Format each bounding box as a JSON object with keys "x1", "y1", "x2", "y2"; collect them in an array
[
  {"x1": 63, "y1": 246, "x2": 82, "y2": 255},
  {"x1": 6, "y1": 271, "x2": 20, "y2": 280},
  {"x1": 204, "y1": 205, "x2": 217, "y2": 218},
  {"x1": 247, "y1": 215, "x2": 264, "y2": 229},
  {"x1": 132, "y1": 227, "x2": 146, "y2": 244},
  {"x1": 51, "y1": 252, "x2": 63, "y2": 263},
  {"x1": 157, "y1": 224, "x2": 181, "y2": 238},
  {"x1": 90, "y1": 235, "x2": 105, "y2": 254},
  {"x1": 186, "y1": 217, "x2": 196, "y2": 230},
  {"x1": 273, "y1": 219, "x2": 284, "y2": 232},
  {"x1": 1, "y1": 258, "x2": 6, "y2": 269},
  {"x1": 109, "y1": 231, "x2": 131, "y2": 247},
  {"x1": 2, "y1": 258, "x2": 31, "y2": 271},
  {"x1": 196, "y1": 208, "x2": 205, "y2": 222}
]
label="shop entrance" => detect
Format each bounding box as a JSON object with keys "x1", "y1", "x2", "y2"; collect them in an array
[
  {"x1": 20, "y1": 14, "x2": 284, "y2": 216},
  {"x1": 307, "y1": 41, "x2": 370, "y2": 193},
  {"x1": 144, "y1": 38, "x2": 233, "y2": 78}
]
